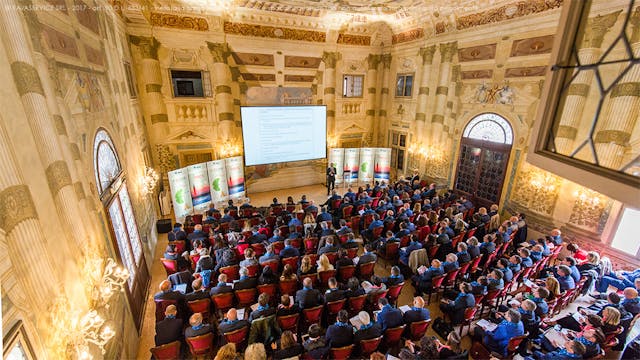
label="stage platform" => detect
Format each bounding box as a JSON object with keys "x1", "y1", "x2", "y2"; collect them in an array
[{"x1": 245, "y1": 184, "x2": 332, "y2": 207}]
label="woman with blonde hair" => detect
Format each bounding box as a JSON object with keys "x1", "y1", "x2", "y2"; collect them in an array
[
  {"x1": 317, "y1": 253, "x2": 334, "y2": 272},
  {"x1": 413, "y1": 202, "x2": 421, "y2": 215},
  {"x1": 544, "y1": 276, "x2": 561, "y2": 301},
  {"x1": 602, "y1": 306, "x2": 621, "y2": 335},
  {"x1": 244, "y1": 343, "x2": 267, "y2": 360},
  {"x1": 298, "y1": 255, "x2": 317, "y2": 276},
  {"x1": 214, "y1": 343, "x2": 237, "y2": 360}
]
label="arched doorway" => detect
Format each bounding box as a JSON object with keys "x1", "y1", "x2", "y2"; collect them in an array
[
  {"x1": 454, "y1": 113, "x2": 513, "y2": 210},
  {"x1": 94, "y1": 129, "x2": 149, "y2": 330}
]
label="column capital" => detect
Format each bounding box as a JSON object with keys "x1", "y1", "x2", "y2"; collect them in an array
[
  {"x1": 322, "y1": 51, "x2": 341, "y2": 69},
  {"x1": 381, "y1": 53, "x2": 392, "y2": 69},
  {"x1": 129, "y1": 35, "x2": 160, "y2": 60},
  {"x1": 440, "y1": 41, "x2": 458, "y2": 63},
  {"x1": 582, "y1": 10, "x2": 621, "y2": 49},
  {"x1": 418, "y1": 45, "x2": 436, "y2": 65},
  {"x1": 367, "y1": 54, "x2": 381, "y2": 70},
  {"x1": 206, "y1": 42, "x2": 230, "y2": 63}
]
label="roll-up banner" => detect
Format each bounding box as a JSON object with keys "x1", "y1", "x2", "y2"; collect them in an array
[
  {"x1": 187, "y1": 163, "x2": 212, "y2": 212},
  {"x1": 358, "y1": 147, "x2": 375, "y2": 183},
  {"x1": 206, "y1": 160, "x2": 229, "y2": 203},
  {"x1": 343, "y1": 148, "x2": 360, "y2": 183},
  {"x1": 225, "y1": 156, "x2": 246, "y2": 199},
  {"x1": 168, "y1": 168, "x2": 193, "y2": 221},
  {"x1": 328, "y1": 148, "x2": 345, "y2": 184},
  {"x1": 374, "y1": 148, "x2": 392, "y2": 182}
]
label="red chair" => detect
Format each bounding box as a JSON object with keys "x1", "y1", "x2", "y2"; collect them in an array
[
  {"x1": 155, "y1": 299, "x2": 178, "y2": 322},
  {"x1": 381, "y1": 242, "x2": 400, "y2": 260},
  {"x1": 260, "y1": 261, "x2": 279, "y2": 274},
  {"x1": 187, "y1": 298, "x2": 211, "y2": 321},
  {"x1": 481, "y1": 289, "x2": 501, "y2": 315},
  {"x1": 319, "y1": 269, "x2": 338, "y2": 288},
  {"x1": 169, "y1": 240, "x2": 186, "y2": 254},
  {"x1": 246, "y1": 264, "x2": 261, "y2": 278},
  {"x1": 349, "y1": 215, "x2": 361, "y2": 233},
  {"x1": 190, "y1": 254, "x2": 201, "y2": 271},
  {"x1": 358, "y1": 262, "x2": 375, "y2": 279},
  {"x1": 302, "y1": 305, "x2": 324, "y2": 326},
  {"x1": 363, "y1": 214, "x2": 375, "y2": 228},
  {"x1": 222, "y1": 325, "x2": 250, "y2": 351},
  {"x1": 452, "y1": 233, "x2": 465, "y2": 248},
  {"x1": 428, "y1": 245, "x2": 440, "y2": 259},
  {"x1": 150, "y1": 340, "x2": 181, "y2": 360},
  {"x1": 282, "y1": 256, "x2": 300, "y2": 271},
  {"x1": 409, "y1": 319, "x2": 431, "y2": 341},
  {"x1": 465, "y1": 227, "x2": 477, "y2": 240},
  {"x1": 272, "y1": 241, "x2": 285, "y2": 255},
  {"x1": 235, "y1": 288, "x2": 257, "y2": 308},
  {"x1": 369, "y1": 289, "x2": 388, "y2": 305},
  {"x1": 426, "y1": 275, "x2": 445, "y2": 304},
  {"x1": 326, "y1": 299, "x2": 347, "y2": 322},
  {"x1": 299, "y1": 273, "x2": 318, "y2": 287},
  {"x1": 359, "y1": 336, "x2": 383, "y2": 357},
  {"x1": 257, "y1": 283, "x2": 277, "y2": 300},
  {"x1": 330, "y1": 345, "x2": 354, "y2": 360},
  {"x1": 346, "y1": 247, "x2": 358, "y2": 259},
  {"x1": 290, "y1": 238, "x2": 302, "y2": 250},
  {"x1": 277, "y1": 313, "x2": 300, "y2": 332},
  {"x1": 331, "y1": 199, "x2": 342, "y2": 209},
  {"x1": 211, "y1": 293, "x2": 234, "y2": 315},
  {"x1": 342, "y1": 205, "x2": 354, "y2": 218},
  {"x1": 186, "y1": 332, "x2": 214, "y2": 357},
  {"x1": 372, "y1": 226, "x2": 384, "y2": 239},
  {"x1": 270, "y1": 205, "x2": 283, "y2": 215},
  {"x1": 386, "y1": 282, "x2": 404, "y2": 305},
  {"x1": 442, "y1": 269, "x2": 460, "y2": 290},
  {"x1": 468, "y1": 256, "x2": 483, "y2": 277},
  {"x1": 417, "y1": 226, "x2": 431, "y2": 241},
  {"x1": 286, "y1": 204, "x2": 296, "y2": 213},
  {"x1": 220, "y1": 265, "x2": 240, "y2": 282},
  {"x1": 400, "y1": 235, "x2": 410, "y2": 248},
  {"x1": 456, "y1": 261, "x2": 472, "y2": 284},
  {"x1": 278, "y1": 225, "x2": 289, "y2": 237},
  {"x1": 161, "y1": 258, "x2": 178, "y2": 276},
  {"x1": 348, "y1": 294, "x2": 367, "y2": 314},
  {"x1": 384, "y1": 325, "x2": 406, "y2": 347},
  {"x1": 304, "y1": 237, "x2": 318, "y2": 254},
  {"x1": 279, "y1": 279, "x2": 299, "y2": 296},
  {"x1": 338, "y1": 265, "x2": 356, "y2": 282},
  {"x1": 324, "y1": 252, "x2": 338, "y2": 265},
  {"x1": 251, "y1": 243, "x2": 266, "y2": 257},
  {"x1": 459, "y1": 305, "x2": 479, "y2": 336}
]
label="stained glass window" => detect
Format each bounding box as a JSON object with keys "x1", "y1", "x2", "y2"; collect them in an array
[{"x1": 463, "y1": 113, "x2": 513, "y2": 145}]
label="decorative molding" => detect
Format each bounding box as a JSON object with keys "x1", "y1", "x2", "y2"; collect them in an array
[
  {"x1": 566, "y1": 83, "x2": 590, "y2": 97},
  {"x1": 146, "y1": 84, "x2": 162, "y2": 93},
  {"x1": 284, "y1": 74, "x2": 314, "y2": 82},
  {"x1": 582, "y1": 10, "x2": 622, "y2": 49},
  {"x1": 556, "y1": 125, "x2": 578, "y2": 140},
  {"x1": 391, "y1": 28, "x2": 424, "y2": 45},
  {"x1": 337, "y1": 33, "x2": 371, "y2": 46},
  {"x1": 241, "y1": 73, "x2": 275, "y2": 81},
  {"x1": 286, "y1": 55, "x2": 322, "y2": 68},
  {"x1": 53, "y1": 115, "x2": 67, "y2": 136},
  {"x1": 461, "y1": 69, "x2": 493, "y2": 79},
  {"x1": 504, "y1": 66, "x2": 546, "y2": 77},
  {"x1": 129, "y1": 36, "x2": 160, "y2": 60},
  {"x1": 440, "y1": 42, "x2": 458, "y2": 63},
  {"x1": 11, "y1": 61, "x2": 44, "y2": 97},
  {"x1": 367, "y1": 54, "x2": 381, "y2": 70},
  {"x1": 456, "y1": 0, "x2": 563, "y2": 31},
  {"x1": 510, "y1": 35, "x2": 554, "y2": 57},
  {"x1": 84, "y1": 45, "x2": 104, "y2": 66},
  {"x1": 509, "y1": 163, "x2": 560, "y2": 216},
  {"x1": 45, "y1": 161, "x2": 72, "y2": 196},
  {"x1": 219, "y1": 112, "x2": 234, "y2": 121},
  {"x1": 610, "y1": 82, "x2": 640, "y2": 98},
  {"x1": 435, "y1": 86, "x2": 448, "y2": 96},
  {"x1": 150, "y1": 12, "x2": 209, "y2": 31},
  {"x1": 458, "y1": 43, "x2": 496, "y2": 62},
  {"x1": 231, "y1": 52, "x2": 274, "y2": 66},
  {"x1": 150, "y1": 113, "x2": 168, "y2": 123},
  {"x1": 237, "y1": 0, "x2": 322, "y2": 17},
  {"x1": 0, "y1": 185, "x2": 38, "y2": 234},
  {"x1": 594, "y1": 130, "x2": 630, "y2": 146},
  {"x1": 215, "y1": 85, "x2": 232, "y2": 94},
  {"x1": 206, "y1": 42, "x2": 230, "y2": 63},
  {"x1": 74, "y1": 181, "x2": 85, "y2": 200},
  {"x1": 70, "y1": 143, "x2": 81, "y2": 160},
  {"x1": 381, "y1": 54, "x2": 392, "y2": 69},
  {"x1": 321, "y1": 52, "x2": 340, "y2": 69},
  {"x1": 224, "y1": 22, "x2": 326, "y2": 42},
  {"x1": 431, "y1": 114, "x2": 444, "y2": 124},
  {"x1": 418, "y1": 87, "x2": 429, "y2": 95}
]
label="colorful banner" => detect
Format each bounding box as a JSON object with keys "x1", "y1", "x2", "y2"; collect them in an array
[
  {"x1": 187, "y1": 163, "x2": 211, "y2": 211},
  {"x1": 374, "y1": 148, "x2": 392, "y2": 182},
  {"x1": 225, "y1": 156, "x2": 246, "y2": 199},
  {"x1": 168, "y1": 168, "x2": 193, "y2": 221},
  {"x1": 328, "y1": 148, "x2": 345, "y2": 184},
  {"x1": 358, "y1": 148, "x2": 375, "y2": 183},
  {"x1": 343, "y1": 148, "x2": 360, "y2": 183},
  {"x1": 206, "y1": 160, "x2": 229, "y2": 203}
]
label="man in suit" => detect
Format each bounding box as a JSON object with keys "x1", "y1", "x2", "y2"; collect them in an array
[
  {"x1": 154, "y1": 305, "x2": 183, "y2": 346},
  {"x1": 296, "y1": 277, "x2": 324, "y2": 309},
  {"x1": 249, "y1": 293, "x2": 276, "y2": 321},
  {"x1": 354, "y1": 311, "x2": 382, "y2": 345},
  {"x1": 154, "y1": 280, "x2": 186, "y2": 314},
  {"x1": 318, "y1": 236, "x2": 339, "y2": 255},
  {"x1": 317, "y1": 207, "x2": 333, "y2": 225},
  {"x1": 439, "y1": 282, "x2": 476, "y2": 325},
  {"x1": 326, "y1": 310, "x2": 354, "y2": 348},
  {"x1": 233, "y1": 267, "x2": 257, "y2": 290},
  {"x1": 327, "y1": 163, "x2": 336, "y2": 195},
  {"x1": 184, "y1": 313, "x2": 212, "y2": 339},
  {"x1": 209, "y1": 274, "x2": 233, "y2": 296},
  {"x1": 358, "y1": 243, "x2": 377, "y2": 265},
  {"x1": 248, "y1": 226, "x2": 268, "y2": 244},
  {"x1": 168, "y1": 222, "x2": 187, "y2": 242},
  {"x1": 325, "y1": 277, "x2": 346, "y2": 303},
  {"x1": 403, "y1": 296, "x2": 430, "y2": 330},
  {"x1": 376, "y1": 298, "x2": 403, "y2": 331},
  {"x1": 185, "y1": 278, "x2": 209, "y2": 302},
  {"x1": 259, "y1": 244, "x2": 280, "y2": 263},
  {"x1": 279, "y1": 239, "x2": 300, "y2": 259},
  {"x1": 187, "y1": 224, "x2": 208, "y2": 247},
  {"x1": 218, "y1": 308, "x2": 249, "y2": 335}
]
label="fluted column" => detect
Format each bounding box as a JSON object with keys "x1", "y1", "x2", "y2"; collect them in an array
[
  {"x1": 365, "y1": 54, "x2": 381, "y2": 146},
  {"x1": 555, "y1": 11, "x2": 620, "y2": 155},
  {"x1": 208, "y1": 42, "x2": 235, "y2": 142},
  {"x1": 0, "y1": 0, "x2": 89, "y2": 250},
  {"x1": 441, "y1": 65, "x2": 461, "y2": 147},
  {"x1": 322, "y1": 51, "x2": 340, "y2": 136},
  {"x1": 415, "y1": 46, "x2": 436, "y2": 143},
  {"x1": 377, "y1": 54, "x2": 392, "y2": 145},
  {"x1": 230, "y1": 66, "x2": 242, "y2": 138},
  {"x1": 431, "y1": 42, "x2": 457, "y2": 145}
]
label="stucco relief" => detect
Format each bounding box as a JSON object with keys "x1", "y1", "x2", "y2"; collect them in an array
[
  {"x1": 568, "y1": 189, "x2": 612, "y2": 234},
  {"x1": 509, "y1": 163, "x2": 560, "y2": 216}
]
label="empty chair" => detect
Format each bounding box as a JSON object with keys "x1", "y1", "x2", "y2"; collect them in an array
[{"x1": 150, "y1": 340, "x2": 181, "y2": 360}]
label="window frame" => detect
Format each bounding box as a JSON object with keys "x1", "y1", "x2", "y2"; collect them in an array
[
  {"x1": 395, "y1": 73, "x2": 414, "y2": 97},
  {"x1": 342, "y1": 74, "x2": 364, "y2": 98},
  {"x1": 170, "y1": 69, "x2": 206, "y2": 98},
  {"x1": 609, "y1": 206, "x2": 640, "y2": 258}
]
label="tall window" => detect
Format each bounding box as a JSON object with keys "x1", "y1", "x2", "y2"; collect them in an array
[
  {"x1": 342, "y1": 74, "x2": 364, "y2": 97},
  {"x1": 611, "y1": 207, "x2": 640, "y2": 256},
  {"x1": 395, "y1": 74, "x2": 413, "y2": 97},
  {"x1": 390, "y1": 131, "x2": 407, "y2": 171}
]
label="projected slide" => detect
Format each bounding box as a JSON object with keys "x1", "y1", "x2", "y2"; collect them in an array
[{"x1": 241, "y1": 106, "x2": 327, "y2": 166}]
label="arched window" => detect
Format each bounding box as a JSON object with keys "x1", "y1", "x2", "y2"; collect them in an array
[
  {"x1": 462, "y1": 113, "x2": 513, "y2": 145},
  {"x1": 94, "y1": 129, "x2": 121, "y2": 195}
]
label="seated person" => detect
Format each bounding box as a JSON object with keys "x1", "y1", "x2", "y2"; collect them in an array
[
  {"x1": 345, "y1": 277, "x2": 366, "y2": 298},
  {"x1": 168, "y1": 222, "x2": 187, "y2": 241},
  {"x1": 325, "y1": 277, "x2": 346, "y2": 303},
  {"x1": 376, "y1": 297, "x2": 403, "y2": 331},
  {"x1": 298, "y1": 255, "x2": 318, "y2": 276},
  {"x1": 519, "y1": 248, "x2": 534, "y2": 268},
  {"x1": 472, "y1": 309, "x2": 524, "y2": 357},
  {"x1": 362, "y1": 275, "x2": 388, "y2": 294},
  {"x1": 442, "y1": 253, "x2": 460, "y2": 273},
  {"x1": 487, "y1": 269, "x2": 505, "y2": 291},
  {"x1": 530, "y1": 244, "x2": 544, "y2": 263},
  {"x1": 276, "y1": 294, "x2": 300, "y2": 317},
  {"x1": 439, "y1": 282, "x2": 475, "y2": 325},
  {"x1": 539, "y1": 327, "x2": 604, "y2": 359},
  {"x1": 497, "y1": 258, "x2": 514, "y2": 283},
  {"x1": 556, "y1": 265, "x2": 577, "y2": 292},
  {"x1": 335, "y1": 248, "x2": 354, "y2": 269},
  {"x1": 456, "y1": 242, "x2": 472, "y2": 264},
  {"x1": 154, "y1": 280, "x2": 186, "y2": 312},
  {"x1": 271, "y1": 330, "x2": 304, "y2": 360},
  {"x1": 622, "y1": 287, "x2": 640, "y2": 316},
  {"x1": 326, "y1": 310, "x2": 354, "y2": 348},
  {"x1": 317, "y1": 253, "x2": 334, "y2": 272},
  {"x1": 508, "y1": 255, "x2": 523, "y2": 274},
  {"x1": 597, "y1": 267, "x2": 640, "y2": 293},
  {"x1": 383, "y1": 266, "x2": 405, "y2": 287},
  {"x1": 467, "y1": 237, "x2": 481, "y2": 259},
  {"x1": 303, "y1": 324, "x2": 329, "y2": 359},
  {"x1": 413, "y1": 259, "x2": 444, "y2": 295},
  {"x1": 318, "y1": 236, "x2": 339, "y2": 255},
  {"x1": 280, "y1": 264, "x2": 298, "y2": 282},
  {"x1": 154, "y1": 305, "x2": 182, "y2": 346},
  {"x1": 399, "y1": 234, "x2": 422, "y2": 265},
  {"x1": 342, "y1": 233, "x2": 360, "y2": 249},
  {"x1": 210, "y1": 274, "x2": 233, "y2": 296},
  {"x1": 353, "y1": 311, "x2": 383, "y2": 348},
  {"x1": 184, "y1": 312, "x2": 213, "y2": 339},
  {"x1": 530, "y1": 339, "x2": 586, "y2": 360},
  {"x1": 435, "y1": 331, "x2": 464, "y2": 359},
  {"x1": 185, "y1": 278, "x2": 209, "y2": 302},
  {"x1": 233, "y1": 267, "x2": 257, "y2": 290},
  {"x1": 214, "y1": 248, "x2": 238, "y2": 273},
  {"x1": 164, "y1": 243, "x2": 189, "y2": 270},
  {"x1": 295, "y1": 277, "x2": 324, "y2": 309},
  {"x1": 258, "y1": 266, "x2": 278, "y2": 285},
  {"x1": 279, "y1": 239, "x2": 300, "y2": 259},
  {"x1": 249, "y1": 293, "x2": 276, "y2": 321},
  {"x1": 219, "y1": 308, "x2": 250, "y2": 335},
  {"x1": 403, "y1": 296, "x2": 431, "y2": 331}
]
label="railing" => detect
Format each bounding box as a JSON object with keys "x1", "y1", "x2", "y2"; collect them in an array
[
  {"x1": 338, "y1": 100, "x2": 364, "y2": 114},
  {"x1": 165, "y1": 99, "x2": 215, "y2": 123}
]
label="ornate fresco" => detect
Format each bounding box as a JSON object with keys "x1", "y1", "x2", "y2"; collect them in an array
[
  {"x1": 150, "y1": 12, "x2": 209, "y2": 31},
  {"x1": 510, "y1": 35, "x2": 554, "y2": 56},
  {"x1": 510, "y1": 163, "x2": 560, "y2": 216},
  {"x1": 224, "y1": 22, "x2": 326, "y2": 42},
  {"x1": 231, "y1": 52, "x2": 275, "y2": 66},
  {"x1": 458, "y1": 44, "x2": 497, "y2": 62},
  {"x1": 504, "y1": 66, "x2": 547, "y2": 77}
]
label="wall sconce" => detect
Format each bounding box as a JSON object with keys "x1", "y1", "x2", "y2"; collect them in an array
[
  {"x1": 219, "y1": 140, "x2": 241, "y2": 158},
  {"x1": 141, "y1": 166, "x2": 159, "y2": 195},
  {"x1": 529, "y1": 169, "x2": 559, "y2": 192},
  {"x1": 573, "y1": 188, "x2": 603, "y2": 207},
  {"x1": 92, "y1": 258, "x2": 130, "y2": 308},
  {"x1": 327, "y1": 135, "x2": 338, "y2": 148}
]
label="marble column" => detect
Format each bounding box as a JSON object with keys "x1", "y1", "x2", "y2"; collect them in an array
[
  {"x1": 0, "y1": 0, "x2": 89, "y2": 250},
  {"x1": 554, "y1": 11, "x2": 620, "y2": 155},
  {"x1": 415, "y1": 46, "x2": 436, "y2": 144},
  {"x1": 441, "y1": 65, "x2": 461, "y2": 147},
  {"x1": 377, "y1": 54, "x2": 392, "y2": 146},
  {"x1": 365, "y1": 54, "x2": 381, "y2": 146},
  {"x1": 594, "y1": 9, "x2": 640, "y2": 170},
  {"x1": 230, "y1": 66, "x2": 242, "y2": 138},
  {"x1": 322, "y1": 51, "x2": 341, "y2": 136},
  {"x1": 431, "y1": 41, "x2": 457, "y2": 145},
  {"x1": 208, "y1": 42, "x2": 235, "y2": 143}
]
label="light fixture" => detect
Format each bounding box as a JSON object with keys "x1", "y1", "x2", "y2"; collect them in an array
[
  {"x1": 529, "y1": 168, "x2": 559, "y2": 192},
  {"x1": 219, "y1": 140, "x2": 241, "y2": 158},
  {"x1": 92, "y1": 258, "x2": 130, "y2": 308},
  {"x1": 141, "y1": 166, "x2": 159, "y2": 195},
  {"x1": 573, "y1": 188, "x2": 602, "y2": 207}
]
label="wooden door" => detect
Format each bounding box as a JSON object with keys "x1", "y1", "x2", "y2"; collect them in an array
[{"x1": 454, "y1": 138, "x2": 511, "y2": 210}]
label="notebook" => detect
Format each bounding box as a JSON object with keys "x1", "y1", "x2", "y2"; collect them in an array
[
  {"x1": 399, "y1": 305, "x2": 412, "y2": 313},
  {"x1": 544, "y1": 328, "x2": 567, "y2": 347},
  {"x1": 476, "y1": 319, "x2": 498, "y2": 332},
  {"x1": 172, "y1": 284, "x2": 187, "y2": 294},
  {"x1": 350, "y1": 315, "x2": 363, "y2": 329},
  {"x1": 523, "y1": 278, "x2": 535, "y2": 288},
  {"x1": 237, "y1": 308, "x2": 246, "y2": 320}
]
